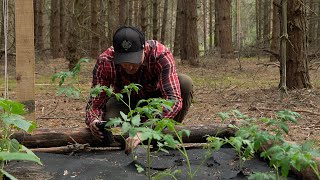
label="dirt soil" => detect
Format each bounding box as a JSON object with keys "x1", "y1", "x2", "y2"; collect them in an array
[{"x1": 3, "y1": 56, "x2": 320, "y2": 146}]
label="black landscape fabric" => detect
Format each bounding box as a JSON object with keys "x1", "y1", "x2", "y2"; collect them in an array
[{"x1": 5, "y1": 148, "x2": 298, "y2": 180}]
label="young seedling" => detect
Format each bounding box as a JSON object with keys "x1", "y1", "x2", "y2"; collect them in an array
[
  {"x1": 0, "y1": 99, "x2": 42, "y2": 180},
  {"x1": 218, "y1": 109, "x2": 320, "y2": 180}
]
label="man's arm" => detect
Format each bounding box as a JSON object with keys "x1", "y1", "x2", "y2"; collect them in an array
[
  {"x1": 85, "y1": 53, "x2": 113, "y2": 126},
  {"x1": 157, "y1": 46, "x2": 183, "y2": 119}
]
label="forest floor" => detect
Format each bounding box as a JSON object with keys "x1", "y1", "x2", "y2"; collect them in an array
[{"x1": 2, "y1": 55, "x2": 320, "y2": 146}]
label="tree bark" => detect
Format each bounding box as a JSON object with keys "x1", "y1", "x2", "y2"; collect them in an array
[
  {"x1": 209, "y1": 0, "x2": 213, "y2": 51},
  {"x1": 91, "y1": 0, "x2": 100, "y2": 58},
  {"x1": 152, "y1": 0, "x2": 159, "y2": 40},
  {"x1": 50, "y1": 0, "x2": 61, "y2": 58},
  {"x1": 108, "y1": 0, "x2": 117, "y2": 47},
  {"x1": 173, "y1": 0, "x2": 183, "y2": 57},
  {"x1": 11, "y1": 125, "x2": 235, "y2": 148},
  {"x1": 60, "y1": 0, "x2": 66, "y2": 57},
  {"x1": 286, "y1": 0, "x2": 312, "y2": 89},
  {"x1": 140, "y1": 0, "x2": 148, "y2": 33},
  {"x1": 160, "y1": 0, "x2": 169, "y2": 44},
  {"x1": 180, "y1": 0, "x2": 199, "y2": 66},
  {"x1": 203, "y1": 0, "x2": 207, "y2": 55},
  {"x1": 217, "y1": 0, "x2": 233, "y2": 58},
  {"x1": 270, "y1": 0, "x2": 280, "y2": 62},
  {"x1": 119, "y1": 0, "x2": 127, "y2": 26}
]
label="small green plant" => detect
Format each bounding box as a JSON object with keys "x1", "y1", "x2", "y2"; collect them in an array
[
  {"x1": 51, "y1": 58, "x2": 90, "y2": 100},
  {"x1": 92, "y1": 83, "x2": 189, "y2": 179},
  {"x1": 215, "y1": 110, "x2": 320, "y2": 180},
  {"x1": 0, "y1": 99, "x2": 42, "y2": 180}
]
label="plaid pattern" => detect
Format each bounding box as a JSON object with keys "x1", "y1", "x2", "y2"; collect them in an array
[{"x1": 85, "y1": 40, "x2": 182, "y2": 125}]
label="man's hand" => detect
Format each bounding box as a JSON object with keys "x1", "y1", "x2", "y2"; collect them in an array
[
  {"x1": 89, "y1": 119, "x2": 104, "y2": 140},
  {"x1": 125, "y1": 132, "x2": 142, "y2": 155}
]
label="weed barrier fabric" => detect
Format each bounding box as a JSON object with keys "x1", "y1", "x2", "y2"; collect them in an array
[{"x1": 5, "y1": 148, "x2": 298, "y2": 180}]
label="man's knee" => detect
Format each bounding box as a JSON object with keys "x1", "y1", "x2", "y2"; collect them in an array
[{"x1": 178, "y1": 74, "x2": 193, "y2": 95}]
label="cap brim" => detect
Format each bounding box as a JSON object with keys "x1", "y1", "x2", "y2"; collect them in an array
[{"x1": 114, "y1": 50, "x2": 143, "y2": 64}]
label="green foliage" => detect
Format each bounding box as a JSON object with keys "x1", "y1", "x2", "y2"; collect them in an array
[
  {"x1": 0, "y1": 99, "x2": 42, "y2": 179},
  {"x1": 51, "y1": 58, "x2": 90, "y2": 99},
  {"x1": 215, "y1": 109, "x2": 320, "y2": 179},
  {"x1": 247, "y1": 172, "x2": 276, "y2": 180}
]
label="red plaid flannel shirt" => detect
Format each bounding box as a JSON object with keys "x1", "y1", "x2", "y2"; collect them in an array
[{"x1": 85, "y1": 40, "x2": 182, "y2": 125}]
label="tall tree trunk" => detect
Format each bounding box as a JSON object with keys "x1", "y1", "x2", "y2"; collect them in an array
[
  {"x1": 108, "y1": 0, "x2": 117, "y2": 47},
  {"x1": 307, "y1": 0, "x2": 316, "y2": 47},
  {"x1": 134, "y1": 0, "x2": 140, "y2": 25},
  {"x1": 263, "y1": 0, "x2": 271, "y2": 47},
  {"x1": 160, "y1": 0, "x2": 169, "y2": 44},
  {"x1": 99, "y1": 0, "x2": 108, "y2": 50},
  {"x1": 174, "y1": 0, "x2": 182, "y2": 57},
  {"x1": 128, "y1": 0, "x2": 134, "y2": 25},
  {"x1": 50, "y1": 0, "x2": 61, "y2": 58},
  {"x1": 256, "y1": 0, "x2": 261, "y2": 45},
  {"x1": 180, "y1": 0, "x2": 199, "y2": 66},
  {"x1": 60, "y1": 0, "x2": 66, "y2": 57},
  {"x1": 66, "y1": 0, "x2": 80, "y2": 70},
  {"x1": 119, "y1": 0, "x2": 127, "y2": 26},
  {"x1": 34, "y1": 0, "x2": 44, "y2": 56},
  {"x1": 270, "y1": 0, "x2": 280, "y2": 62},
  {"x1": 170, "y1": 0, "x2": 176, "y2": 50},
  {"x1": 214, "y1": 0, "x2": 219, "y2": 48},
  {"x1": 140, "y1": 0, "x2": 148, "y2": 33},
  {"x1": 209, "y1": 0, "x2": 213, "y2": 51},
  {"x1": 91, "y1": 0, "x2": 100, "y2": 58},
  {"x1": 286, "y1": 0, "x2": 311, "y2": 89},
  {"x1": 203, "y1": 0, "x2": 207, "y2": 55},
  {"x1": 217, "y1": 0, "x2": 233, "y2": 58},
  {"x1": 152, "y1": 0, "x2": 159, "y2": 40}
]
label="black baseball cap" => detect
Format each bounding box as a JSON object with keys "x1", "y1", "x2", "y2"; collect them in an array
[{"x1": 113, "y1": 26, "x2": 145, "y2": 64}]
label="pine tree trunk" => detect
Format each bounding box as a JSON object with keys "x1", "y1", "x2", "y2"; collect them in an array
[
  {"x1": 60, "y1": 0, "x2": 66, "y2": 57},
  {"x1": 203, "y1": 0, "x2": 207, "y2": 55},
  {"x1": 307, "y1": 0, "x2": 316, "y2": 47},
  {"x1": 50, "y1": 0, "x2": 61, "y2": 58},
  {"x1": 119, "y1": 0, "x2": 127, "y2": 26},
  {"x1": 99, "y1": 0, "x2": 108, "y2": 51},
  {"x1": 270, "y1": 0, "x2": 280, "y2": 62},
  {"x1": 214, "y1": 0, "x2": 219, "y2": 48},
  {"x1": 263, "y1": 0, "x2": 271, "y2": 48},
  {"x1": 128, "y1": 0, "x2": 133, "y2": 25},
  {"x1": 134, "y1": 0, "x2": 140, "y2": 26},
  {"x1": 173, "y1": 0, "x2": 182, "y2": 57},
  {"x1": 160, "y1": 0, "x2": 169, "y2": 44},
  {"x1": 91, "y1": 0, "x2": 100, "y2": 58},
  {"x1": 140, "y1": 0, "x2": 148, "y2": 33},
  {"x1": 34, "y1": 0, "x2": 44, "y2": 56},
  {"x1": 217, "y1": 0, "x2": 233, "y2": 58},
  {"x1": 209, "y1": 0, "x2": 213, "y2": 51},
  {"x1": 180, "y1": 0, "x2": 199, "y2": 66},
  {"x1": 286, "y1": 0, "x2": 312, "y2": 89},
  {"x1": 152, "y1": 0, "x2": 159, "y2": 40},
  {"x1": 108, "y1": 0, "x2": 117, "y2": 46}
]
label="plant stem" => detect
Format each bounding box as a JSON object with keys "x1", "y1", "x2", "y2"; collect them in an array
[
  {"x1": 174, "y1": 130, "x2": 193, "y2": 180},
  {"x1": 310, "y1": 164, "x2": 320, "y2": 180},
  {"x1": 147, "y1": 138, "x2": 152, "y2": 180}
]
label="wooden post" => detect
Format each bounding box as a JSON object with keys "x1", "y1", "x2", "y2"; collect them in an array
[{"x1": 15, "y1": 0, "x2": 35, "y2": 120}]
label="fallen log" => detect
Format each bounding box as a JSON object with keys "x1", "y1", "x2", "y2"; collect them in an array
[{"x1": 11, "y1": 124, "x2": 235, "y2": 148}]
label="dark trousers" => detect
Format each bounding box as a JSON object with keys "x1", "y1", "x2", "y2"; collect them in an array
[{"x1": 103, "y1": 74, "x2": 193, "y2": 123}]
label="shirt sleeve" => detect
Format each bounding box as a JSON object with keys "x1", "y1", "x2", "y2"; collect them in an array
[
  {"x1": 157, "y1": 46, "x2": 183, "y2": 119},
  {"x1": 85, "y1": 55, "x2": 112, "y2": 126}
]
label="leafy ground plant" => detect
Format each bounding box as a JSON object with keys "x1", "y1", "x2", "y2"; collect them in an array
[
  {"x1": 215, "y1": 110, "x2": 320, "y2": 180},
  {"x1": 92, "y1": 83, "x2": 191, "y2": 179},
  {"x1": 0, "y1": 99, "x2": 42, "y2": 180}
]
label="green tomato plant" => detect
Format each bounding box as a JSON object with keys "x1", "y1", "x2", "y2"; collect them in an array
[
  {"x1": 215, "y1": 110, "x2": 320, "y2": 180},
  {"x1": 0, "y1": 99, "x2": 42, "y2": 180}
]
